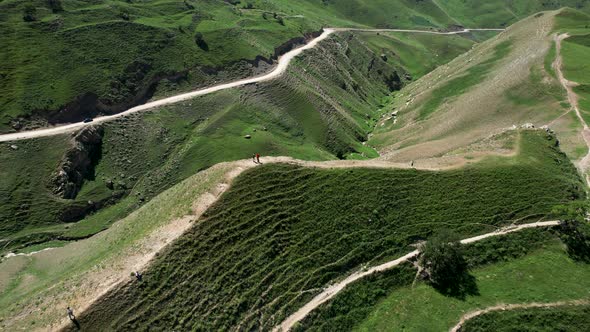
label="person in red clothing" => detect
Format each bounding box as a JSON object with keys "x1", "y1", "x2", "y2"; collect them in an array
[{"x1": 256, "y1": 153, "x2": 261, "y2": 164}]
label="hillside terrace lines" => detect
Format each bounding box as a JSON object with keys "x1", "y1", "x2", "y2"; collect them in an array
[
  {"x1": 450, "y1": 299, "x2": 590, "y2": 332},
  {"x1": 39, "y1": 139, "x2": 523, "y2": 331},
  {"x1": 274, "y1": 220, "x2": 561, "y2": 332},
  {"x1": 0, "y1": 28, "x2": 503, "y2": 143}
]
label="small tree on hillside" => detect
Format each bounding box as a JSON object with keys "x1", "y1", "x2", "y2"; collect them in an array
[
  {"x1": 48, "y1": 0, "x2": 63, "y2": 13},
  {"x1": 194, "y1": 32, "x2": 209, "y2": 51},
  {"x1": 23, "y1": 4, "x2": 37, "y2": 22},
  {"x1": 421, "y1": 230, "x2": 475, "y2": 297},
  {"x1": 553, "y1": 201, "x2": 590, "y2": 262}
]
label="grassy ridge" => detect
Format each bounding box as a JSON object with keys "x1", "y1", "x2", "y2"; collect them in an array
[
  {"x1": 69, "y1": 130, "x2": 583, "y2": 331},
  {"x1": 0, "y1": 161, "x2": 240, "y2": 330},
  {"x1": 0, "y1": 31, "x2": 476, "y2": 253},
  {"x1": 462, "y1": 304, "x2": 590, "y2": 331},
  {"x1": 295, "y1": 228, "x2": 559, "y2": 331},
  {"x1": 353, "y1": 244, "x2": 590, "y2": 331},
  {"x1": 2, "y1": 0, "x2": 589, "y2": 131}
]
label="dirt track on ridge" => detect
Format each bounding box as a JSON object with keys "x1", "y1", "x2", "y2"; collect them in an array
[
  {"x1": 273, "y1": 220, "x2": 560, "y2": 332},
  {"x1": 0, "y1": 28, "x2": 502, "y2": 143},
  {"x1": 45, "y1": 148, "x2": 511, "y2": 331}
]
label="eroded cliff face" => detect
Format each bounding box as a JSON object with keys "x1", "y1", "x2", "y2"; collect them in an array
[{"x1": 52, "y1": 125, "x2": 104, "y2": 199}]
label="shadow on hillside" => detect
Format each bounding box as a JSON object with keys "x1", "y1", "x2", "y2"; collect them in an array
[
  {"x1": 70, "y1": 318, "x2": 81, "y2": 330},
  {"x1": 559, "y1": 221, "x2": 590, "y2": 263},
  {"x1": 433, "y1": 271, "x2": 479, "y2": 300}
]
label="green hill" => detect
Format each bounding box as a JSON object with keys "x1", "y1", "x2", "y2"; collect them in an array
[
  {"x1": 0, "y1": 28, "x2": 475, "y2": 253},
  {"x1": 294, "y1": 228, "x2": 590, "y2": 331},
  {"x1": 2, "y1": 0, "x2": 589, "y2": 132},
  {"x1": 65, "y1": 130, "x2": 584, "y2": 331},
  {"x1": 2, "y1": 3, "x2": 590, "y2": 332}
]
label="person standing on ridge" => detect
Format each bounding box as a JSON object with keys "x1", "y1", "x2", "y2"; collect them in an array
[
  {"x1": 66, "y1": 307, "x2": 75, "y2": 321},
  {"x1": 256, "y1": 153, "x2": 260, "y2": 164}
]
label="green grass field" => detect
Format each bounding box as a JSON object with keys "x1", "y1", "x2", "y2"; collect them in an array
[
  {"x1": 554, "y1": 9, "x2": 590, "y2": 128},
  {"x1": 356, "y1": 31, "x2": 477, "y2": 80},
  {"x1": 561, "y1": 32, "x2": 590, "y2": 123},
  {"x1": 294, "y1": 228, "x2": 561, "y2": 331},
  {"x1": 353, "y1": 244, "x2": 590, "y2": 331},
  {"x1": 461, "y1": 303, "x2": 590, "y2": 331},
  {"x1": 67, "y1": 130, "x2": 584, "y2": 331},
  {"x1": 296, "y1": 226, "x2": 589, "y2": 331}
]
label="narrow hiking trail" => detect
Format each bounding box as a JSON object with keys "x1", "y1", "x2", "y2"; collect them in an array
[
  {"x1": 0, "y1": 28, "x2": 503, "y2": 143},
  {"x1": 40, "y1": 149, "x2": 517, "y2": 331},
  {"x1": 450, "y1": 299, "x2": 590, "y2": 332},
  {"x1": 273, "y1": 220, "x2": 561, "y2": 332},
  {"x1": 553, "y1": 33, "x2": 590, "y2": 186}
]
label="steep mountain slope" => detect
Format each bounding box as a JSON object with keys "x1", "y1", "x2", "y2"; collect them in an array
[
  {"x1": 294, "y1": 228, "x2": 590, "y2": 331},
  {"x1": 369, "y1": 9, "x2": 586, "y2": 168},
  {"x1": 1, "y1": 0, "x2": 589, "y2": 133},
  {"x1": 1, "y1": 5, "x2": 590, "y2": 331},
  {"x1": 0, "y1": 30, "x2": 476, "y2": 253},
  {"x1": 64, "y1": 130, "x2": 583, "y2": 331}
]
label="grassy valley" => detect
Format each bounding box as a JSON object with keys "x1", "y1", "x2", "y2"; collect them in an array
[
  {"x1": 2, "y1": 0, "x2": 589, "y2": 132},
  {"x1": 2, "y1": 2, "x2": 590, "y2": 332},
  {"x1": 0, "y1": 29, "x2": 476, "y2": 253}
]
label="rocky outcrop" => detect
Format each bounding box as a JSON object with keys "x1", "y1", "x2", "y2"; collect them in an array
[{"x1": 51, "y1": 125, "x2": 104, "y2": 199}]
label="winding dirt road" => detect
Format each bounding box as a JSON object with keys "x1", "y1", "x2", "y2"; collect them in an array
[
  {"x1": 274, "y1": 220, "x2": 560, "y2": 332},
  {"x1": 553, "y1": 33, "x2": 590, "y2": 186},
  {"x1": 450, "y1": 299, "x2": 590, "y2": 332},
  {"x1": 0, "y1": 28, "x2": 502, "y2": 143}
]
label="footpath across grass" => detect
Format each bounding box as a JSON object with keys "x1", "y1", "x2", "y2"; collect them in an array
[
  {"x1": 461, "y1": 303, "x2": 590, "y2": 332},
  {"x1": 353, "y1": 244, "x2": 590, "y2": 332},
  {"x1": 294, "y1": 228, "x2": 560, "y2": 331},
  {"x1": 69, "y1": 130, "x2": 584, "y2": 331}
]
